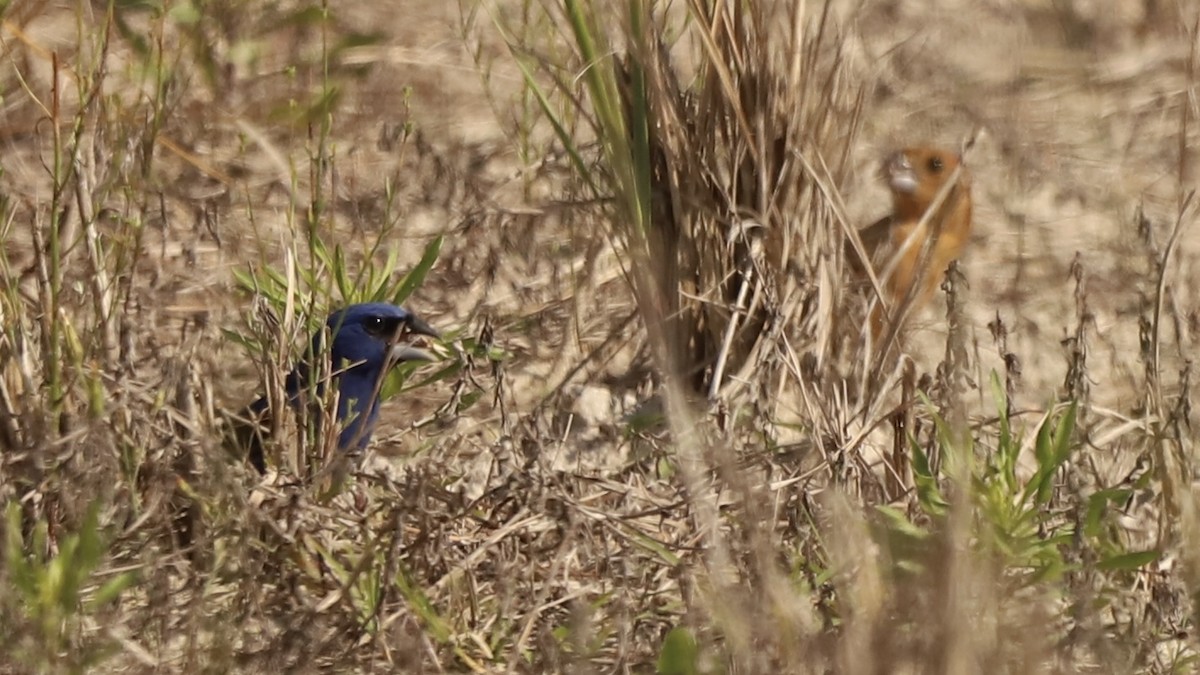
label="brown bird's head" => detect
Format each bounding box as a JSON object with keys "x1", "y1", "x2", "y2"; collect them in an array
[{"x1": 882, "y1": 146, "x2": 970, "y2": 221}]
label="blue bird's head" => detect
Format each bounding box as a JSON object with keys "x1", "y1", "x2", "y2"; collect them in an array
[
  {"x1": 322, "y1": 303, "x2": 440, "y2": 374},
  {"x1": 294, "y1": 302, "x2": 440, "y2": 452}
]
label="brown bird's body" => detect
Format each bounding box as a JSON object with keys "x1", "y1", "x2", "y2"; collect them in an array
[{"x1": 851, "y1": 146, "x2": 973, "y2": 342}]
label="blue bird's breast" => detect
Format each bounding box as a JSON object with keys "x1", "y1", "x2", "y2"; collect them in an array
[{"x1": 331, "y1": 364, "x2": 387, "y2": 450}]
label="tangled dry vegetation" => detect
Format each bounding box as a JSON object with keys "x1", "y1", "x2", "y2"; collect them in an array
[{"x1": 1, "y1": 0, "x2": 1199, "y2": 672}]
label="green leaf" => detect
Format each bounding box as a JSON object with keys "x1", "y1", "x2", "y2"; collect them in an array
[
  {"x1": 1084, "y1": 488, "x2": 1131, "y2": 538},
  {"x1": 657, "y1": 626, "x2": 699, "y2": 675},
  {"x1": 220, "y1": 328, "x2": 260, "y2": 352},
  {"x1": 393, "y1": 565, "x2": 452, "y2": 643},
  {"x1": 369, "y1": 247, "x2": 401, "y2": 300},
  {"x1": 1097, "y1": 549, "x2": 1160, "y2": 571},
  {"x1": 1050, "y1": 402, "x2": 1077, "y2": 466},
  {"x1": 88, "y1": 572, "x2": 137, "y2": 610},
  {"x1": 5, "y1": 502, "x2": 35, "y2": 596},
  {"x1": 231, "y1": 267, "x2": 258, "y2": 294},
  {"x1": 392, "y1": 235, "x2": 442, "y2": 306},
  {"x1": 503, "y1": 50, "x2": 598, "y2": 194},
  {"x1": 333, "y1": 244, "x2": 352, "y2": 303},
  {"x1": 989, "y1": 370, "x2": 1010, "y2": 444},
  {"x1": 453, "y1": 389, "x2": 484, "y2": 414},
  {"x1": 166, "y1": 1, "x2": 201, "y2": 24},
  {"x1": 1025, "y1": 404, "x2": 1076, "y2": 506},
  {"x1": 875, "y1": 505, "x2": 930, "y2": 537},
  {"x1": 910, "y1": 443, "x2": 948, "y2": 516},
  {"x1": 621, "y1": 524, "x2": 681, "y2": 566},
  {"x1": 1033, "y1": 409, "x2": 1054, "y2": 470}
]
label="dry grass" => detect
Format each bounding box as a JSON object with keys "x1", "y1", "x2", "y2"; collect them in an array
[{"x1": 0, "y1": 0, "x2": 1199, "y2": 672}]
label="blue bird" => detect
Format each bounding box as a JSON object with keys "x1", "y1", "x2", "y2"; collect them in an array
[{"x1": 237, "y1": 302, "x2": 440, "y2": 473}]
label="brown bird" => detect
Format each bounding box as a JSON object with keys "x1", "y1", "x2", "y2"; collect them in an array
[{"x1": 850, "y1": 146, "x2": 973, "y2": 343}]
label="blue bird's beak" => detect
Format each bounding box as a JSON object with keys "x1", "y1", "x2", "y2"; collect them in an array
[
  {"x1": 391, "y1": 343, "x2": 438, "y2": 362},
  {"x1": 407, "y1": 315, "x2": 440, "y2": 339},
  {"x1": 389, "y1": 314, "x2": 441, "y2": 363}
]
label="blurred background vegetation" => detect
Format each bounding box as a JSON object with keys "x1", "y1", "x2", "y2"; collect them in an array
[{"x1": 0, "y1": 0, "x2": 1197, "y2": 672}]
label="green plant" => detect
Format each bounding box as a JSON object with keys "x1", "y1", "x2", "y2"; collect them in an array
[
  {"x1": 881, "y1": 372, "x2": 1158, "y2": 591},
  {"x1": 3, "y1": 502, "x2": 137, "y2": 673}
]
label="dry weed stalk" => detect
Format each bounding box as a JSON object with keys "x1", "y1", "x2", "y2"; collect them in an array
[{"x1": 626, "y1": 1, "x2": 866, "y2": 405}]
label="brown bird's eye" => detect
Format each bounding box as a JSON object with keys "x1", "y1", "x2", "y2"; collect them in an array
[{"x1": 928, "y1": 156, "x2": 944, "y2": 173}]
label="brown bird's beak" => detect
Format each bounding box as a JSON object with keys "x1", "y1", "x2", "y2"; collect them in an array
[
  {"x1": 390, "y1": 314, "x2": 442, "y2": 363},
  {"x1": 885, "y1": 152, "x2": 918, "y2": 195}
]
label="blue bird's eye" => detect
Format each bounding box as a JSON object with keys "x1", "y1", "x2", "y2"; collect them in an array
[{"x1": 362, "y1": 315, "x2": 401, "y2": 339}]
